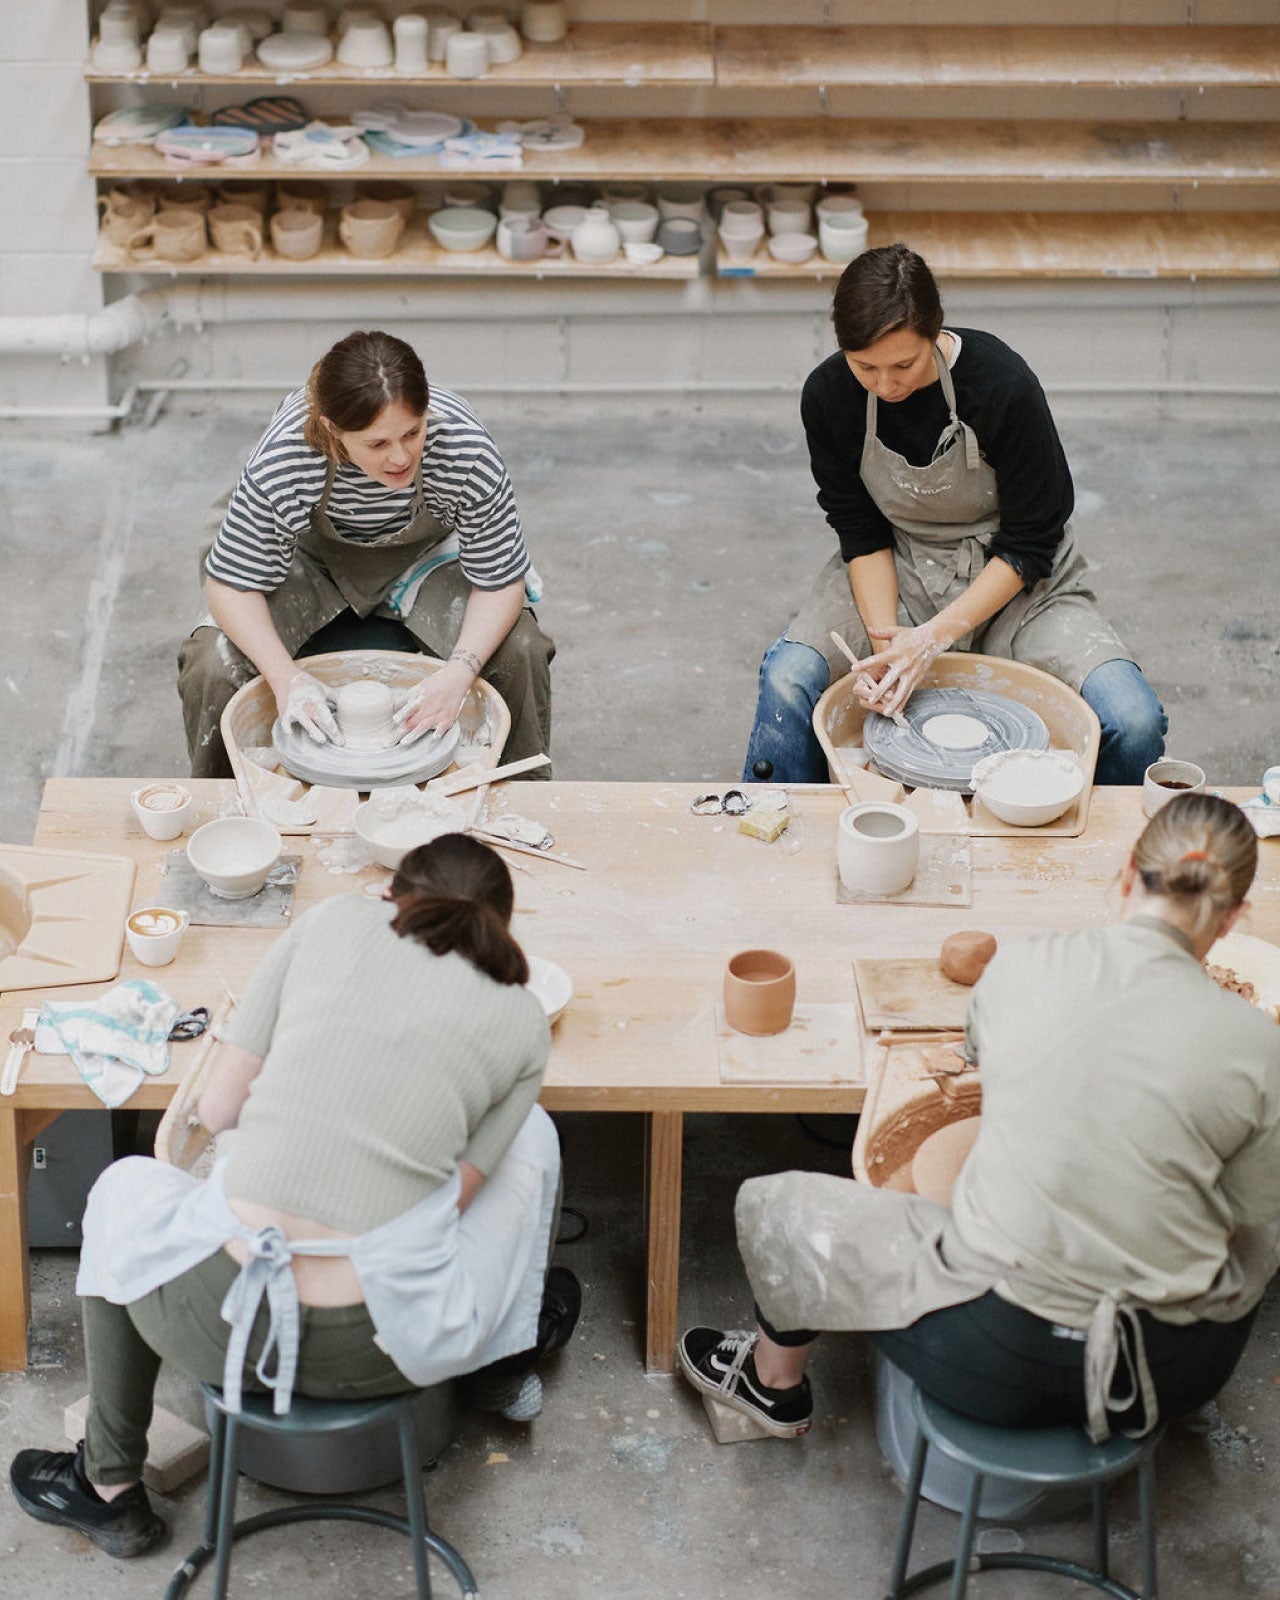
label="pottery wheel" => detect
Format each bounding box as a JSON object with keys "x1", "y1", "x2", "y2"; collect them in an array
[
  {"x1": 270, "y1": 718, "x2": 461, "y2": 790},
  {"x1": 863, "y1": 688, "x2": 1049, "y2": 791}
]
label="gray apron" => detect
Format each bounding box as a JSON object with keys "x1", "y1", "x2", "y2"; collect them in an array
[
  {"x1": 786, "y1": 346, "x2": 1129, "y2": 690},
  {"x1": 261, "y1": 455, "x2": 473, "y2": 660}
]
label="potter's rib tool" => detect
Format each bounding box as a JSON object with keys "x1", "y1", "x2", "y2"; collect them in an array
[
  {"x1": 1, "y1": 1007, "x2": 41, "y2": 1096},
  {"x1": 430, "y1": 753, "x2": 551, "y2": 797},
  {"x1": 468, "y1": 828, "x2": 585, "y2": 871}
]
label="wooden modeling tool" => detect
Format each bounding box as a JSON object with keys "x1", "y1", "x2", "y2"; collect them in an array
[
  {"x1": 430, "y1": 753, "x2": 551, "y2": 798},
  {"x1": 1, "y1": 1007, "x2": 41, "y2": 1096}
]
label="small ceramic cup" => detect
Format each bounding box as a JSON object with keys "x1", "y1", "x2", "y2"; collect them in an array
[
  {"x1": 275, "y1": 180, "x2": 328, "y2": 216},
  {"x1": 819, "y1": 211, "x2": 869, "y2": 266},
  {"x1": 837, "y1": 802, "x2": 920, "y2": 896},
  {"x1": 130, "y1": 782, "x2": 194, "y2": 840},
  {"x1": 717, "y1": 222, "x2": 762, "y2": 262},
  {"x1": 723, "y1": 949, "x2": 796, "y2": 1037},
  {"x1": 339, "y1": 198, "x2": 404, "y2": 258},
  {"x1": 717, "y1": 200, "x2": 764, "y2": 237},
  {"x1": 126, "y1": 907, "x2": 190, "y2": 968},
  {"x1": 609, "y1": 200, "x2": 659, "y2": 244},
  {"x1": 270, "y1": 206, "x2": 324, "y2": 259},
  {"x1": 1142, "y1": 759, "x2": 1207, "y2": 818},
  {"x1": 767, "y1": 198, "x2": 810, "y2": 236},
  {"x1": 99, "y1": 187, "x2": 155, "y2": 246},
  {"x1": 520, "y1": 0, "x2": 566, "y2": 43},
  {"x1": 127, "y1": 209, "x2": 207, "y2": 262},
  {"x1": 657, "y1": 217, "x2": 701, "y2": 256},
  {"x1": 209, "y1": 202, "x2": 263, "y2": 258}
]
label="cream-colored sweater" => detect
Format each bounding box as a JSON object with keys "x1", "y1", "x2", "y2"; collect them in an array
[{"x1": 221, "y1": 895, "x2": 549, "y2": 1233}]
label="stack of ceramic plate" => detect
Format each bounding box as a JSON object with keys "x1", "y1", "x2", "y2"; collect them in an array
[
  {"x1": 863, "y1": 687, "x2": 1049, "y2": 791},
  {"x1": 270, "y1": 717, "x2": 461, "y2": 788}
]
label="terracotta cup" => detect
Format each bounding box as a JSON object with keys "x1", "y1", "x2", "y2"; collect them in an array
[
  {"x1": 723, "y1": 949, "x2": 796, "y2": 1037},
  {"x1": 360, "y1": 183, "x2": 416, "y2": 224},
  {"x1": 156, "y1": 182, "x2": 212, "y2": 215},
  {"x1": 275, "y1": 181, "x2": 329, "y2": 217},
  {"x1": 208, "y1": 203, "x2": 263, "y2": 259},
  {"x1": 339, "y1": 199, "x2": 404, "y2": 260},
  {"x1": 126, "y1": 209, "x2": 207, "y2": 262},
  {"x1": 270, "y1": 207, "x2": 324, "y2": 260},
  {"x1": 98, "y1": 187, "x2": 155, "y2": 245}
]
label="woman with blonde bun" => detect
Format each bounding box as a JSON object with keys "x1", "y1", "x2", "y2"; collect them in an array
[{"x1": 682, "y1": 794, "x2": 1280, "y2": 1446}]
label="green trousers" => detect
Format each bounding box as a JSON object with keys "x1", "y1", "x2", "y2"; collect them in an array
[{"x1": 82, "y1": 1248, "x2": 414, "y2": 1484}]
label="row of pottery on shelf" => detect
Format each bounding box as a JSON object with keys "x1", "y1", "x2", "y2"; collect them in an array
[
  {"x1": 92, "y1": 0, "x2": 566, "y2": 74},
  {"x1": 719, "y1": 192, "x2": 868, "y2": 266}
]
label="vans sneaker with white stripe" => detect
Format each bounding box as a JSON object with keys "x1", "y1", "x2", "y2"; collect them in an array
[{"x1": 678, "y1": 1327, "x2": 813, "y2": 1438}]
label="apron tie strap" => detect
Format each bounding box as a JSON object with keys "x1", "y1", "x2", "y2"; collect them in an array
[
  {"x1": 219, "y1": 1227, "x2": 357, "y2": 1415},
  {"x1": 1084, "y1": 1290, "x2": 1159, "y2": 1443}
]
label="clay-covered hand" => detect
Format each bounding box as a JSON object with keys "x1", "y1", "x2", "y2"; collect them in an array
[
  {"x1": 857, "y1": 623, "x2": 948, "y2": 719},
  {"x1": 393, "y1": 665, "x2": 468, "y2": 747},
  {"x1": 279, "y1": 669, "x2": 343, "y2": 746}
]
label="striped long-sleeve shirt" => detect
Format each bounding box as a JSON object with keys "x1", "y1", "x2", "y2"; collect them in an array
[{"x1": 205, "y1": 386, "x2": 530, "y2": 593}]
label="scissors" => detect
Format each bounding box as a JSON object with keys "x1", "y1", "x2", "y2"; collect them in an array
[{"x1": 168, "y1": 1006, "x2": 211, "y2": 1042}]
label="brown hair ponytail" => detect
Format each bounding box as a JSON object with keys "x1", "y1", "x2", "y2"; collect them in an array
[
  {"x1": 1131, "y1": 792, "x2": 1257, "y2": 941},
  {"x1": 389, "y1": 833, "x2": 529, "y2": 986}
]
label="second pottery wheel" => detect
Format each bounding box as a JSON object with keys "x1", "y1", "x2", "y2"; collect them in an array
[
  {"x1": 270, "y1": 718, "x2": 461, "y2": 789},
  {"x1": 863, "y1": 687, "x2": 1049, "y2": 791}
]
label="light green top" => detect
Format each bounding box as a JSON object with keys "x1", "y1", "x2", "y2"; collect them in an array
[
  {"x1": 221, "y1": 894, "x2": 549, "y2": 1234},
  {"x1": 955, "y1": 917, "x2": 1280, "y2": 1321}
]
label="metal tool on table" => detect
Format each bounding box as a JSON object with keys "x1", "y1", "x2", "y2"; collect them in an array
[
  {"x1": 690, "y1": 790, "x2": 749, "y2": 816},
  {"x1": 2, "y1": 1007, "x2": 41, "y2": 1096}
]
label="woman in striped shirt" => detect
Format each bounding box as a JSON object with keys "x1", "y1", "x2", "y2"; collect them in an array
[{"x1": 178, "y1": 329, "x2": 553, "y2": 776}]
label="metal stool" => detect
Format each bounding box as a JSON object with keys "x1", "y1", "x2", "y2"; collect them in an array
[
  {"x1": 165, "y1": 1386, "x2": 478, "y2": 1600},
  {"x1": 886, "y1": 1384, "x2": 1161, "y2": 1600}
]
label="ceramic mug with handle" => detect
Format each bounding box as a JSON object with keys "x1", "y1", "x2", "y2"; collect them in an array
[
  {"x1": 209, "y1": 202, "x2": 263, "y2": 259},
  {"x1": 99, "y1": 187, "x2": 155, "y2": 246},
  {"x1": 270, "y1": 207, "x2": 324, "y2": 260},
  {"x1": 126, "y1": 209, "x2": 207, "y2": 262}
]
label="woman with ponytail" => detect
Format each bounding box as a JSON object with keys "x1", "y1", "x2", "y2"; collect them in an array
[
  {"x1": 683, "y1": 794, "x2": 1280, "y2": 1450},
  {"x1": 11, "y1": 835, "x2": 576, "y2": 1559}
]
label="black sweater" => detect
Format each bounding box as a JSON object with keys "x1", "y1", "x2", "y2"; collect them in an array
[{"x1": 799, "y1": 329, "x2": 1073, "y2": 587}]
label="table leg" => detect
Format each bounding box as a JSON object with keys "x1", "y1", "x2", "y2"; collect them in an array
[
  {"x1": 643, "y1": 1111, "x2": 683, "y2": 1375},
  {"x1": 0, "y1": 1106, "x2": 38, "y2": 1373}
]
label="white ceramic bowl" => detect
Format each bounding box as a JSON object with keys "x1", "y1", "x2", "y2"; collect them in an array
[
  {"x1": 608, "y1": 199, "x2": 659, "y2": 243},
  {"x1": 353, "y1": 793, "x2": 468, "y2": 869},
  {"x1": 971, "y1": 749, "x2": 1085, "y2": 827},
  {"x1": 623, "y1": 240, "x2": 664, "y2": 266},
  {"x1": 767, "y1": 231, "x2": 818, "y2": 263},
  {"x1": 526, "y1": 955, "x2": 572, "y2": 1025},
  {"x1": 187, "y1": 816, "x2": 282, "y2": 900},
  {"x1": 542, "y1": 203, "x2": 587, "y2": 241},
  {"x1": 427, "y1": 205, "x2": 497, "y2": 252}
]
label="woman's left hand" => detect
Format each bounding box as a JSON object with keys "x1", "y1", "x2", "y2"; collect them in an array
[
  {"x1": 857, "y1": 622, "x2": 949, "y2": 718},
  {"x1": 394, "y1": 662, "x2": 471, "y2": 746}
]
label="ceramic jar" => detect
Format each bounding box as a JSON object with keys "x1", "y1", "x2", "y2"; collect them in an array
[
  {"x1": 723, "y1": 949, "x2": 796, "y2": 1036},
  {"x1": 446, "y1": 30, "x2": 489, "y2": 78},
  {"x1": 392, "y1": 12, "x2": 429, "y2": 71},
  {"x1": 837, "y1": 803, "x2": 920, "y2": 896},
  {"x1": 570, "y1": 204, "x2": 620, "y2": 264}
]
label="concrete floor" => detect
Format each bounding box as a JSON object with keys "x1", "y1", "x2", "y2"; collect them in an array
[{"x1": 1, "y1": 393, "x2": 1279, "y2": 1599}]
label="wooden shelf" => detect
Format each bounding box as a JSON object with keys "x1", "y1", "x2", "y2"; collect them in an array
[
  {"x1": 90, "y1": 117, "x2": 1280, "y2": 186},
  {"x1": 93, "y1": 226, "x2": 700, "y2": 279},
  {"x1": 716, "y1": 212, "x2": 1280, "y2": 280},
  {"x1": 86, "y1": 22, "x2": 714, "y2": 88},
  {"x1": 715, "y1": 25, "x2": 1280, "y2": 91}
]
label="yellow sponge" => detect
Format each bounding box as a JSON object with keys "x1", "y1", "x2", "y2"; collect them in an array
[{"x1": 738, "y1": 807, "x2": 789, "y2": 843}]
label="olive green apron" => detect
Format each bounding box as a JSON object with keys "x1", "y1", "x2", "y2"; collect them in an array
[
  {"x1": 261, "y1": 456, "x2": 472, "y2": 659},
  {"x1": 785, "y1": 345, "x2": 1130, "y2": 690}
]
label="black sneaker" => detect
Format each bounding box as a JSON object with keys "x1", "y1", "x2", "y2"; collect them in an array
[
  {"x1": 535, "y1": 1266, "x2": 582, "y2": 1360},
  {"x1": 9, "y1": 1444, "x2": 165, "y2": 1558},
  {"x1": 678, "y1": 1327, "x2": 813, "y2": 1438}
]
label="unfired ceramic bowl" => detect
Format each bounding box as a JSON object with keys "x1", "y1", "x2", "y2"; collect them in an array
[
  {"x1": 428, "y1": 205, "x2": 497, "y2": 252},
  {"x1": 187, "y1": 817, "x2": 282, "y2": 899},
  {"x1": 972, "y1": 749, "x2": 1085, "y2": 827}
]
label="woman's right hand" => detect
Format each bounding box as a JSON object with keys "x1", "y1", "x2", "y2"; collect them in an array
[{"x1": 278, "y1": 669, "x2": 343, "y2": 746}]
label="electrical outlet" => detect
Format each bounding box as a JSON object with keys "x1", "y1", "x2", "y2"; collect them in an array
[{"x1": 32, "y1": 1147, "x2": 47, "y2": 1170}]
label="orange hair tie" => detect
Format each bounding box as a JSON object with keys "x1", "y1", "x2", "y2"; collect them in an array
[{"x1": 1179, "y1": 849, "x2": 1209, "y2": 863}]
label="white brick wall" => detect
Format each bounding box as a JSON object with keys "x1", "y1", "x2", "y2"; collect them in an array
[{"x1": 0, "y1": 0, "x2": 107, "y2": 413}]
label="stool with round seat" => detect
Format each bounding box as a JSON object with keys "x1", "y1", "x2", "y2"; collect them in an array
[
  {"x1": 164, "y1": 1386, "x2": 477, "y2": 1600},
  {"x1": 885, "y1": 1384, "x2": 1161, "y2": 1600}
]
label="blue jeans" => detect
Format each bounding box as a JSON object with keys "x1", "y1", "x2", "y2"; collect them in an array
[{"x1": 741, "y1": 636, "x2": 1166, "y2": 787}]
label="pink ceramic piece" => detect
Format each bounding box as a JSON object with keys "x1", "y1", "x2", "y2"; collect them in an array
[
  {"x1": 723, "y1": 949, "x2": 796, "y2": 1037},
  {"x1": 910, "y1": 1117, "x2": 980, "y2": 1207}
]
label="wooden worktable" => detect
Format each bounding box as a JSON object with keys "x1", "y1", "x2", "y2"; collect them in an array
[{"x1": 2, "y1": 778, "x2": 1274, "y2": 1376}]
